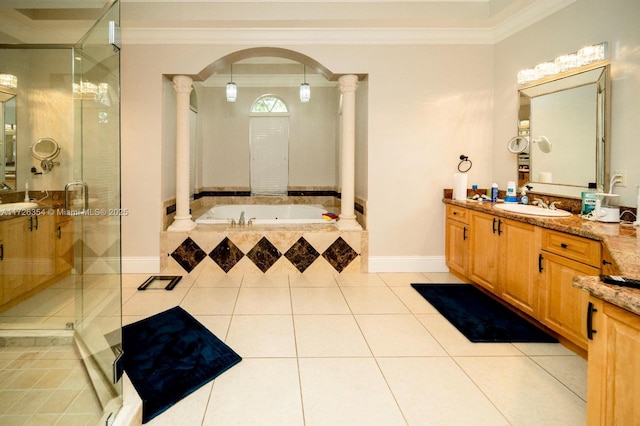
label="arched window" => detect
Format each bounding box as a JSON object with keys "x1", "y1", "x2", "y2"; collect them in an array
[{"x1": 251, "y1": 95, "x2": 288, "y2": 113}]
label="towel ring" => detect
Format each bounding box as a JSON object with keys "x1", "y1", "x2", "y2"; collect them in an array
[{"x1": 457, "y1": 155, "x2": 472, "y2": 173}]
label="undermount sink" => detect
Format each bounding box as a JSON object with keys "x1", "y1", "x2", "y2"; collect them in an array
[
  {"x1": 494, "y1": 203, "x2": 572, "y2": 217},
  {"x1": 0, "y1": 202, "x2": 39, "y2": 213}
]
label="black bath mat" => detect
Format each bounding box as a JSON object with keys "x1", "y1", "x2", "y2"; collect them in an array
[
  {"x1": 411, "y1": 283, "x2": 557, "y2": 343},
  {"x1": 122, "y1": 306, "x2": 242, "y2": 423}
]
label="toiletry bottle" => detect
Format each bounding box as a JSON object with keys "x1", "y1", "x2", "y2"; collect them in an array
[
  {"x1": 491, "y1": 183, "x2": 499, "y2": 203},
  {"x1": 520, "y1": 187, "x2": 529, "y2": 205},
  {"x1": 581, "y1": 182, "x2": 598, "y2": 215},
  {"x1": 505, "y1": 181, "x2": 517, "y2": 203}
]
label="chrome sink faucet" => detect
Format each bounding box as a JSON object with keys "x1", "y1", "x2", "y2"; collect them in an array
[
  {"x1": 532, "y1": 198, "x2": 549, "y2": 209},
  {"x1": 239, "y1": 211, "x2": 245, "y2": 226},
  {"x1": 549, "y1": 201, "x2": 561, "y2": 210}
]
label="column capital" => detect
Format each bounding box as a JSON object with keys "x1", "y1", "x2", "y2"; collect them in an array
[
  {"x1": 172, "y1": 75, "x2": 193, "y2": 94},
  {"x1": 338, "y1": 74, "x2": 359, "y2": 93}
]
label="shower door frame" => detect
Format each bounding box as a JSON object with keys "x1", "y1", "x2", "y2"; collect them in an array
[{"x1": 71, "y1": 0, "x2": 123, "y2": 421}]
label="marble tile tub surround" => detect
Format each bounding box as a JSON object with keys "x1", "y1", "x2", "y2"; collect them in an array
[
  {"x1": 161, "y1": 227, "x2": 368, "y2": 275},
  {"x1": 443, "y1": 193, "x2": 640, "y2": 316}
]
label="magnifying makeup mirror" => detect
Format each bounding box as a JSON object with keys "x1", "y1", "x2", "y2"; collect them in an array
[
  {"x1": 506, "y1": 135, "x2": 551, "y2": 154},
  {"x1": 31, "y1": 137, "x2": 61, "y2": 172},
  {"x1": 507, "y1": 136, "x2": 529, "y2": 153}
]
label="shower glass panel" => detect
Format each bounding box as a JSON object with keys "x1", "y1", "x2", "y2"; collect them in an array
[
  {"x1": 72, "y1": 0, "x2": 123, "y2": 419},
  {"x1": 0, "y1": 1, "x2": 122, "y2": 422}
]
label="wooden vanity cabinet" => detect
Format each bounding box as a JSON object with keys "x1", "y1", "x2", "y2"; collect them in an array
[
  {"x1": 0, "y1": 226, "x2": 4, "y2": 303},
  {"x1": 468, "y1": 211, "x2": 499, "y2": 292},
  {"x1": 29, "y1": 214, "x2": 55, "y2": 289},
  {"x1": 469, "y1": 210, "x2": 540, "y2": 316},
  {"x1": 0, "y1": 213, "x2": 66, "y2": 311},
  {"x1": 55, "y1": 215, "x2": 74, "y2": 275},
  {"x1": 586, "y1": 297, "x2": 640, "y2": 425},
  {"x1": 445, "y1": 205, "x2": 470, "y2": 277},
  {"x1": 539, "y1": 230, "x2": 601, "y2": 350},
  {"x1": 2, "y1": 217, "x2": 30, "y2": 302}
]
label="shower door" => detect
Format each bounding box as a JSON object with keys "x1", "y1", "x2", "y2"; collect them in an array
[{"x1": 71, "y1": 1, "x2": 123, "y2": 420}]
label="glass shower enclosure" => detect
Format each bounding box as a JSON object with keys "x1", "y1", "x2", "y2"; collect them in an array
[{"x1": 0, "y1": 1, "x2": 123, "y2": 423}]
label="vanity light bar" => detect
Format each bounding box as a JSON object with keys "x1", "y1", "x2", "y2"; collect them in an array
[
  {"x1": 0, "y1": 73, "x2": 17, "y2": 89},
  {"x1": 517, "y1": 42, "x2": 607, "y2": 84}
]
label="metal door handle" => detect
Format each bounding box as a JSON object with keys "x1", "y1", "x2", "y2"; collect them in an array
[
  {"x1": 538, "y1": 253, "x2": 544, "y2": 272},
  {"x1": 65, "y1": 181, "x2": 89, "y2": 211},
  {"x1": 587, "y1": 301, "x2": 598, "y2": 340}
]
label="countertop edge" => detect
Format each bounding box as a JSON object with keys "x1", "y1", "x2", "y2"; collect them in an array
[{"x1": 573, "y1": 276, "x2": 640, "y2": 316}]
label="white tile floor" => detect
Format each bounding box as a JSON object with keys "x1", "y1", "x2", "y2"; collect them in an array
[
  {"x1": 122, "y1": 272, "x2": 587, "y2": 426},
  {"x1": 0, "y1": 344, "x2": 103, "y2": 425}
]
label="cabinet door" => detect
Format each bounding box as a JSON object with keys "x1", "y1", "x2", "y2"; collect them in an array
[
  {"x1": 587, "y1": 298, "x2": 640, "y2": 425},
  {"x1": 469, "y1": 211, "x2": 500, "y2": 292},
  {"x1": 0, "y1": 229, "x2": 4, "y2": 304},
  {"x1": 445, "y1": 218, "x2": 468, "y2": 277},
  {"x1": 3, "y1": 217, "x2": 29, "y2": 302},
  {"x1": 540, "y1": 251, "x2": 598, "y2": 349},
  {"x1": 500, "y1": 219, "x2": 540, "y2": 317},
  {"x1": 601, "y1": 245, "x2": 619, "y2": 275},
  {"x1": 55, "y1": 218, "x2": 74, "y2": 275},
  {"x1": 28, "y1": 214, "x2": 55, "y2": 290}
]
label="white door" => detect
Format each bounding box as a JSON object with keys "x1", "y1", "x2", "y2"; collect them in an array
[{"x1": 249, "y1": 116, "x2": 289, "y2": 195}]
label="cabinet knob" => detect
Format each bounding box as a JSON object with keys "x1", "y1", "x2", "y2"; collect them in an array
[{"x1": 560, "y1": 243, "x2": 568, "y2": 249}]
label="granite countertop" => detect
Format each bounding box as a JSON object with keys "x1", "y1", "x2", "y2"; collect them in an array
[{"x1": 443, "y1": 197, "x2": 640, "y2": 316}]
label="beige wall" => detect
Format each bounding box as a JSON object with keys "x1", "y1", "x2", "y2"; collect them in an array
[
  {"x1": 121, "y1": 43, "x2": 494, "y2": 271},
  {"x1": 195, "y1": 85, "x2": 339, "y2": 190},
  {"x1": 493, "y1": 0, "x2": 640, "y2": 208},
  {"x1": 121, "y1": 0, "x2": 640, "y2": 272},
  {"x1": 0, "y1": 49, "x2": 74, "y2": 194}
]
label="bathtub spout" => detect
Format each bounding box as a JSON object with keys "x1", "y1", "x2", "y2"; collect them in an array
[{"x1": 239, "y1": 211, "x2": 245, "y2": 226}]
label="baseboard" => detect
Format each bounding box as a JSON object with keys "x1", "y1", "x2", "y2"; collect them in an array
[
  {"x1": 122, "y1": 257, "x2": 160, "y2": 274},
  {"x1": 368, "y1": 256, "x2": 448, "y2": 273}
]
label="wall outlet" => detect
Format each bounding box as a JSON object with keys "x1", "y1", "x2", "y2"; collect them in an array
[{"x1": 613, "y1": 170, "x2": 626, "y2": 187}]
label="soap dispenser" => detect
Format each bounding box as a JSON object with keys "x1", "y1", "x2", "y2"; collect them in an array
[{"x1": 519, "y1": 186, "x2": 529, "y2": 205}]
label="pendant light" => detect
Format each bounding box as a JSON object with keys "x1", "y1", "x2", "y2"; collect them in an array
[
  {"x1": 226, "y1": 64, "x2": 237, "y2": 102},
  {"x1": 299, "y1": 65, "x2": 310, "y2": 103}
]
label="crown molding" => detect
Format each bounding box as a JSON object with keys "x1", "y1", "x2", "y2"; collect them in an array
[
  {"x1": 122, "y1": 27, "x2": 495, "y2": 45},
  {"x1": 122, "y1": 0, "x2": 576, "y2": 45}
]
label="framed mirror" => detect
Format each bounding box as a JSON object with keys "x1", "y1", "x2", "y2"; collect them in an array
[
  {"x1": 517, "y1": 63, "x2": 609, "y2": 198},
  {"x1": 0, "y1": 90, "x2": 17, "y2": 191}
]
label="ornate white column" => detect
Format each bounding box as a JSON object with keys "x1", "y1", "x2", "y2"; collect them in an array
[
  {"x1": 168, "y1": 75, "x2": 196, "y2": 231},
  {"x1": 337, "y1": 75, "x2": 362, "y2": 230}
]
